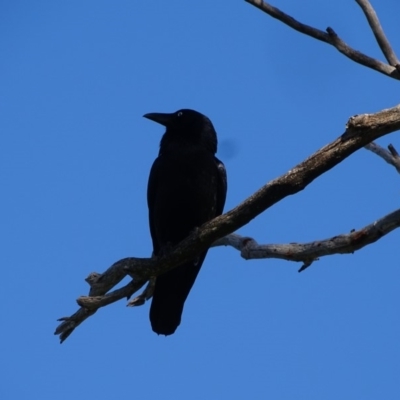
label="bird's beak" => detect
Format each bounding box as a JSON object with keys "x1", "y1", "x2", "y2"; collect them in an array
[{"x1": 143, "y1": 112, "x2": 173, "y2": 127}]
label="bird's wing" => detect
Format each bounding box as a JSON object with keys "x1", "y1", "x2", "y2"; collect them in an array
[
  {"x1": 147, "y1": 156, "x2": 162, "y2": 255},
  {"x1": 215, "y1": 157, "x2": 227, "y2": 216}
]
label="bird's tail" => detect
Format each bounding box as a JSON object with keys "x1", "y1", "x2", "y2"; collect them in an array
[{"x1": 149, "y1": 252, "x2": 207, "y2": 335}]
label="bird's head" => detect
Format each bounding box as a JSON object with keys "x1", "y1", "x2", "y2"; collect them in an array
[{"x1": 143, "y1": 109, "x2": 218, "y2": 154}]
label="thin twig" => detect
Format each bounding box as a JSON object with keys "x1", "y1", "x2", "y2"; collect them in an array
[
  {"x1": 245, "y1": 0, "x2": 400, "y2": 79},
  {"x1": 388, "y1": 144, "x2": 399, "y2": 158},
  {"x1": 77, "y1": 279, "x2": 147, "y2": 309},
  {"x1": 127, "y1": 278, "x2": 156, "y2": 307},
  {"x1": 55, "y1": 308, "x2": 97, "y2": 343},
  {"x1": 365, "y1": 142, "x2": 400, "y2": 173},
  {"x1": 355, "y1": 0, "x2": 400, "y2": 67}
]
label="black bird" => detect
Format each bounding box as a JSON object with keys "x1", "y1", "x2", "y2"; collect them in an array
[{"x1": 144, "y1": 109, "x2": 227, "y2": 335}]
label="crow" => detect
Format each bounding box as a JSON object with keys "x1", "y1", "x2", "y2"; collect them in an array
[{"x1": 144, "y1": 109, "x2": 227, "y2": 335}]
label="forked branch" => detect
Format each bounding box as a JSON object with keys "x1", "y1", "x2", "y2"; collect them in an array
[
  {"x1": 245, "y1": 0, "x2": 400, "y2": 79},
  {"x1": 365, "y1": 142, "x2": 400, "y2": 173},
  {"x1": 213, "y1": 208, "x2": 400, "y2": 272},
  {"x1": 355, "y1": 0, "x2": 400, "y2": 67},
  {"x1": 55, "y1": 104, "x2": 400, "y2": 343}
]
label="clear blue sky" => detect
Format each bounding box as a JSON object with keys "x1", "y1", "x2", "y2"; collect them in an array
[{"x1": 1, "y1": 1, "x2": 399, "y2": 399}]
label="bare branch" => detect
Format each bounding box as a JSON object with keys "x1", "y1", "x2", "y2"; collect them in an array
[
  {"x1": 55, "y1": 104, "x2": 400, "y2": 342},
  {"x1": 55, "y1": 258, "x2": 151, "y2": 342},
  {"x1": 55, "y1": 308, "x2": 97, "y2": 343},
  {"x1": 77, "y1": 279, "x2": 147, "y2": 309},
  {"x1": 213, "y1": 208, "x2": 400, "y2": 271},
  {"x1": 246, "y1": 0, "x2": 329, "y2": 42},
  {"x1": 365, "y1": 142, "x2": 400, "y2": 173},
  {"x1": 85, "y1": 257, "x2": 150, "y2": 296},
  {"x1": 245, "y1": 0, "x2": 400, "y2": 79},
  {"x1": 127, "y1": 278, "x2": 156, "y2": 307},
  {"x1": 388, "y1": 144, "x2": 400, "y2": 158},
  {"x1": 355, "y1": 0, "x2": 400, "y2": 67}
]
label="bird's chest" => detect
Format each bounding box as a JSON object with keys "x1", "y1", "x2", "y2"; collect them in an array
[{"x1": 159, "y1": 150, "x2": 215, "y2": 193}]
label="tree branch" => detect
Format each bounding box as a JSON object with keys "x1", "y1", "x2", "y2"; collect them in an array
[
  {"x1": 55, "y1": 104, "x2": 400, "y2": 343},
  {"x1": 212, "y1": 208, "x2": 400, "y2": 272},
  {"x1": 54, "y1": 258, "x2": 150, "y2": 342},
  {"x1": 365, "y1": 142, "x2": 400, "y2": 173},
  {"x1": 355, "y1": 0, "x2": 400, "y2": 68},
  {"x1": 245, "y1": 0, "x2": 400, "y2": 79}
]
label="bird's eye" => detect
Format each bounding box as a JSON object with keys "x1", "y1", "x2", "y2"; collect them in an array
[{"x1": 177, "y1": 111, "x2": 183, "y2": 117}]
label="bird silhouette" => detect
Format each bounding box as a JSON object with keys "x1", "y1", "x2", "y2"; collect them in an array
[{"x1": 144, "y1": 109, "x2": 227, "y2": 335}]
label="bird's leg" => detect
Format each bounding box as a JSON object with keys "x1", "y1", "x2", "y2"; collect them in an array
[{"x1": 127, "y1": 277, "x2": 156, "y2": 307}]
